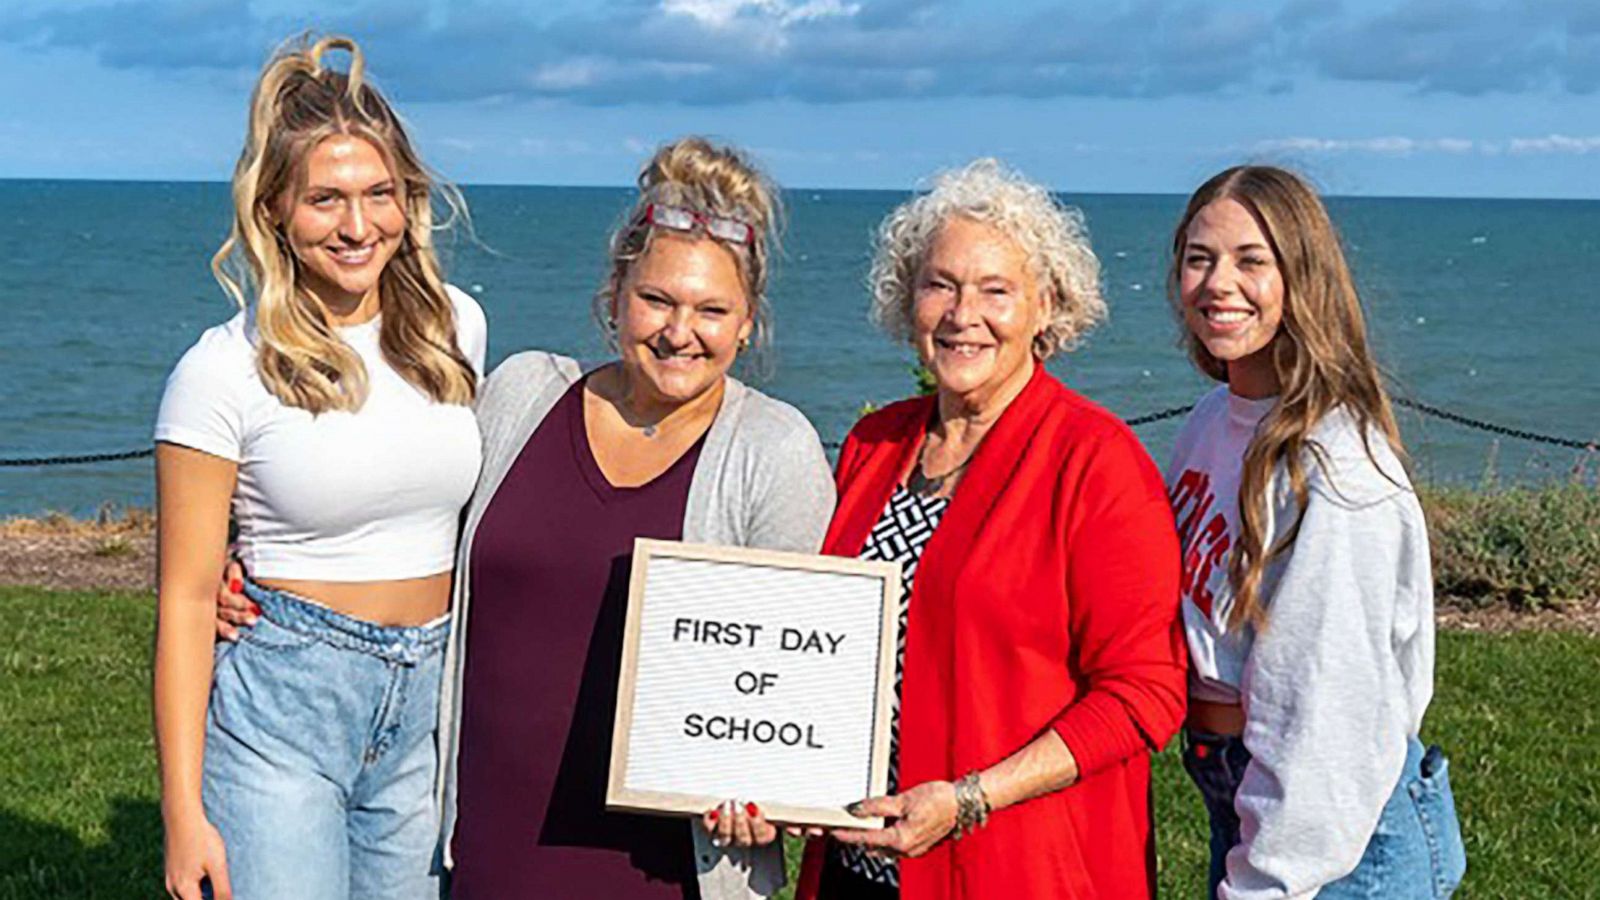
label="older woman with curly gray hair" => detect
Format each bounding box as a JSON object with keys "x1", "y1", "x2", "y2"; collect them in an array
[
  {"x1": 796, "y1": 160, "x2": 1188, "y2": 900},
  {"x1": 866, "y1": 160, "x2": 1107, "y2": 361}
]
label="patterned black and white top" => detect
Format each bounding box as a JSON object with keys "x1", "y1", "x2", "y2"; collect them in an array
[{"x1": 837, "y1": 484, "x2": 951, "y2": 888}]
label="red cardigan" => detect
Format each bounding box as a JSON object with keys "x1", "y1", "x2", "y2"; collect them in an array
[{"x1": 797, "y1": 364, "x2": 1187, "y2": 900}]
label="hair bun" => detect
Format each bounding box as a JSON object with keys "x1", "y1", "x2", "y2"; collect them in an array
[{"x1": 637, "y1": 137, "x2": 777, "y2": 235}]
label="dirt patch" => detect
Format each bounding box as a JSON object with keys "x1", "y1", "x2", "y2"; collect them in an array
[
  {"x1": 2, "y1": 513, "x2": 1597, "y2": 635},
  {"x1": 0, "y1": 512, "x2": 155, "y2": 592},
  {"x1": 1436, "y1": 598, "x2": 1600, "y2": 636}
]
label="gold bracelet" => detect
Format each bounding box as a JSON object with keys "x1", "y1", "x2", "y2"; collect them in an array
[{"x1": 953, "y1": 771, "x2": 991, "y2": 838}]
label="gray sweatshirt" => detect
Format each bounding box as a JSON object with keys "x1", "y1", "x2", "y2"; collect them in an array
[
  {"x1": 434, "y1": 351, "x2": 837, "y2": 899},
  {"x1": 1167, "y1": 386, "x2": 1436, "y2": 899}
]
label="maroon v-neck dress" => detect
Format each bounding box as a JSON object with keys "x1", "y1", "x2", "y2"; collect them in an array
[{"x1": 450, "y1": 379, "x2": 705, "y2": 899}]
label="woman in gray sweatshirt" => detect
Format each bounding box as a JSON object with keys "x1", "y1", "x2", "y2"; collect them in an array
[{"x1": 1163, "y1": 165, "x2": 1466, "y2": 899}]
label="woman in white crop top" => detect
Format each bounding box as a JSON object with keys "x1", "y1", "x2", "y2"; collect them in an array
[
  {"x1": 1165, "y1": 166, "x2": 1465, "y2": 899},
  {"x1": 152, "y1": 36, "x2": 483, "y2": 900}
]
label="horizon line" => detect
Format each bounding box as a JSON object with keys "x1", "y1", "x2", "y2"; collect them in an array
[{"x1": 2, "y1": 175, "x2": 1597, "y2": 204}]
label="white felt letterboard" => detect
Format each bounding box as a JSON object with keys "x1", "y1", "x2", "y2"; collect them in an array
[{"x1": 607, "y1": 539, "x2": 901, "y2": 828}]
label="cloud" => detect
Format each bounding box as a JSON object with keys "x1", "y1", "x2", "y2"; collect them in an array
[
  {"x1": 1, "y1": 0, "x2": 1596, "y2": 106},
  {"x1": 1299, "y1": 0, "x2": 1596, "y2": 95},
  {"x1": 1505, "y1": 134, "x2": 1600, "y2": 154},
  {"x1": 1252, "y1": 136, "x2": 1478, "y2": 155},
  {"x1": 661, "y1": 0, "x2": 861, "y2": 29},
  {"x1": 1251, "y1": 134, "x2": 1600, "y2": 156}
]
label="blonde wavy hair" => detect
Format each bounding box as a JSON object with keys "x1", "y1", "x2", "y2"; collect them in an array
[
  {"x1": 213, "y1": 34, "x2": 475, "y2": 413},
  {"x1": 1169, "y1": 166, "x2": 1403, "y2": 630},
  {"x1": 868, "y1": 158, "x2": 1106, "y2": 360},
  {"x1": 594, "y1": 137, "x2": 782, "y2": 362}
]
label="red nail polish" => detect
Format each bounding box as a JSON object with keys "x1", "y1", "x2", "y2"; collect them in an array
[
  {"x1": 708, "y1": 809, "x2": 720, "y2": 823},
  {"x1": 250, "y1": 603, "x2": 262, "y2": 617},
  {"x1": 745, "y1": 802, "x2": 759, "y2": 818},
  {"x1": 230, "y1": 579, "x2": 243, "y2": 594}
]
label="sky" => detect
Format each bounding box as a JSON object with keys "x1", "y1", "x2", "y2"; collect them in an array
[{"x1": 1, "y1": 0, "x2": 1598, "y2": 197}]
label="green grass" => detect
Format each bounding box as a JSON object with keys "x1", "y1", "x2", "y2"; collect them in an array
[
  {"x1": 1, "y1": 588, "x2": 161, "y2": 898},
  {"x1": 3, "y1": 588, "x2": 1597, "y2": 898}
]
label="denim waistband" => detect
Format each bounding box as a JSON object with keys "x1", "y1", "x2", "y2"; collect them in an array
[
  {"x1": 242, "y1": 581, "x2": 450, "y2": 665},
  {"x1": 1184, "y1": 729, "x2": 1428, "y2": 778}
]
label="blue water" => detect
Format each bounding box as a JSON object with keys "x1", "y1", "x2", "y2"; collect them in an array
[{"x1": 2, "y1": 181, "x2": 1596, "y2": 516}]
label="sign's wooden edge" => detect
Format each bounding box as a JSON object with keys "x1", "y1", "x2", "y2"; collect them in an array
[
  {"x1": 632, "y1": 537, "x2": 902, "y2": 582},
  {"x1": 604, "y1": 545, "x2": 654, "y2": 814},
  {"x1": 868, "y1": 546, "x2": 897, "y2": 801},
  {"x1": 606, "y1": 537, "x2": 902, "y2": 829},
  {"x1": 608, "y1": 788, "x2": 884, "y2": 831}
]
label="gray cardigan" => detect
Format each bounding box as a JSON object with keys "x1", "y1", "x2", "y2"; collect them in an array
[{"x1": 434, "y1": 351, "x2": 836, "y2": 898}]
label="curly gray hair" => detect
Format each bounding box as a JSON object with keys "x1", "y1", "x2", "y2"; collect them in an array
[{"x1": 868, "y1": 158, "x2": 1106, "y2": 360}]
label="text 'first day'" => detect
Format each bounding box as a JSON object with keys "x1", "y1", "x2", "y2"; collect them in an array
[{"x1": 672, "y1": 618, "x2": 847, "y2": 655}]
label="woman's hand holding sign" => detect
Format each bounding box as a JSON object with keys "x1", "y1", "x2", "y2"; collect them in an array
[
  {"x1": 830, "y1": 779, "x2": 959, "y2": 859},
  {"x1": 700, "y1": 798, "x2": 778, "y2": 847},
  {"x1": 825, "y1": 731, "x2": 1081, "y2": 859}
]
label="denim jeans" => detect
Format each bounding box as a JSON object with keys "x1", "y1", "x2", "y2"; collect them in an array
[
  {"x1": 1183, "y1": 730, "x2": 1466, "y2": 899},
  {"x1": 202, "y1": 582, "x2": 449, "y2": 900}
]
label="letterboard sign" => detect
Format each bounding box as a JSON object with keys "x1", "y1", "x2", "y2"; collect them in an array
[{"x1": 607, "y1": 538, "x2": 901, "y2": 829}]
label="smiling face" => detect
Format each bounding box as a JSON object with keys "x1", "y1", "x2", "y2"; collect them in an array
[
  {"x1": 611, "y1": 232, "x2": 753, "y2": 410},
  {"x1": 279, "y1": 135, "x2": 406, "y2": 312},
  {"x1": 911, "y1": 217, "x2": 1048, "y2": 412},
  {"x1": 1180, "y1": 197, "x2": 1286, "y2": 398}
]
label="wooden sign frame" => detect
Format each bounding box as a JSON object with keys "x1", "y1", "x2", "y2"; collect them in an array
[{"x1": 607, "y1": 538, "x2": 901, "y2": 829}]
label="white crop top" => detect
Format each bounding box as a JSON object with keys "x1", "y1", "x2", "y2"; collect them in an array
[{"x1": 154, "y1": 285, "x2": 487, "y2": 582}]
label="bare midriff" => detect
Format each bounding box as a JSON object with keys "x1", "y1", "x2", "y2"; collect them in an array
[
  {"x1": 257, "y1": 570, "x2": 452, "y2": 627},
  {"x1": 1187, "y1": 697, "x2": 1246, "y2": 736}
]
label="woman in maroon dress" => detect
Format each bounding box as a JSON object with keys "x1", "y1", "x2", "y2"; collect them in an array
[{"x1": 438, "y1": 138, "x2": 835, "y2": 898}]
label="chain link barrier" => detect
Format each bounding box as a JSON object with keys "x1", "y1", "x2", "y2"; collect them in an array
[
  {"x1": 3, "y1": 397, "x2": 1593, "y2": 465},
  {"x1": 0, "y1": 448, "x2": 155, "y2": 467},
  {"x1": 1124, "y1": 404, "x2": 1195, "y2": 427},
  {"x1": 1393, "y1": 397, "x2": 1597, "y2": 451}
]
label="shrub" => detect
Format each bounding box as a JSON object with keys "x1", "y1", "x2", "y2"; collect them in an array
[
  {"x1": 92, "y1": 536, "x2": 134, "y2": 558},
  {"x1": 1422, "y1": 482, "x2": 1600, "y2": 610}
]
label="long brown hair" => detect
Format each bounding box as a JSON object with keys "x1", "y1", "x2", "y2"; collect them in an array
[
  {"x1": 1168, "y1": 166, "x2": 1403, "y2": 630},
  {"x1": 213, "y1": 34, "x2": 475, "y2": 413}
]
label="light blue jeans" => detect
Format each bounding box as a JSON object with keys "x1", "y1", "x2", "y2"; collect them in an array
[
  {"x1": 1183, "y1": 730, "x2": 1467, "y2": 899},
  {"x1": 202, "y1": 582, "x2": 448, "y2": 899}
]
